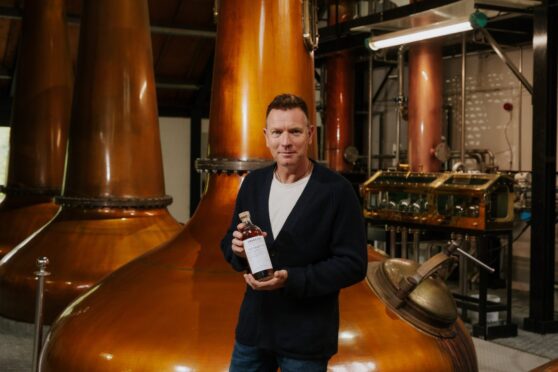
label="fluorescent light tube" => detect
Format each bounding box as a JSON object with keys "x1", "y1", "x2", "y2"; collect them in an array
[{"x1": 368, "y1": 18, "x2": 473, "y2": 50}]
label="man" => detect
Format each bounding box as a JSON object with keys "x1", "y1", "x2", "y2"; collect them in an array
[{"x1": 221, "y1": 93, "x2": 367, "y2": 372}]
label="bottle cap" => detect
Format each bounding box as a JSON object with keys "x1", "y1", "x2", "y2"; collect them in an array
[{"x1": 238, "y1": 211, "x2": 251, "y2": 222}]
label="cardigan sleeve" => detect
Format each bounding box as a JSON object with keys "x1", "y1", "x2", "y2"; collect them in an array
[{"x1": 283, "y1": 179, "x2": 367, "y2": 298}]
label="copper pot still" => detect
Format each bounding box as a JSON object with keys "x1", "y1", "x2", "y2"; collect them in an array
[
  {"x1": 0, "y1": 0, "x2": 73, "y2": 258},
  {"x1": 0, "y1": 0, "x2": 181, "y2": 324},
  {"x1": 325, "y1": 0, "x2": 354, "y2": 172},
  {"x1": 407, "y1": 0, "x2": 443, "y2": 172},
  {"x1": 407, "y1": 40, "x2": 443, "y2": 172},
  {"x1": 40, "y1": 0, "x2": 475, "y2": 371}
]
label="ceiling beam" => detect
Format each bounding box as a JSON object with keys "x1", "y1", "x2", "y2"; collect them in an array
[
  {"x1": 0, "y1": 6, "x2": 217, "y2": 38},
  {"x1": 0, "y1": 72, "x2": 200, "y2": 91}
]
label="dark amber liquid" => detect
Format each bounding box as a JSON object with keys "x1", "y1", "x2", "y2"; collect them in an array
[{"x1": 241, "y1": 224, "x2": 274, "y2": 281}]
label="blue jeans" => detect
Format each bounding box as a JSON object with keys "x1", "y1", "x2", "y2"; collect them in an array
[{"x1": 229, "y1": 341, "x2": 329, "y2": 372}]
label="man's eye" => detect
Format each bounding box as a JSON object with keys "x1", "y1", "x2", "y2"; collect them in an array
[{"x1": 271, "y1": 131, "x2": 281, "y2": 137}]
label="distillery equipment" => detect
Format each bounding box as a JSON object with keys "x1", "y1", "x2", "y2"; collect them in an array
[
  {"x1": 362, "y1": 170, "x2": 514, "y2": 231},
  {"x1": 0, "y1": 0, "x2": 182, "y2": 324},
  {"x1": 0, "y1": 0, "x2": 73, "y2": 258},
  {"x1": 325, "y1": 0, "x2": 354, "y2": 173},
  {"x1": 362, "y1": 169, "x2": 517, "y2": 339},
  {"x1": 39, "y1": 0, "x2": 317, "y2": 370},
  {"x1": 39, "y1": 1, "x2": 477, "y2": 370}
]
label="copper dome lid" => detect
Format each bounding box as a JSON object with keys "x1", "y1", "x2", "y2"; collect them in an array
[{"x1": 368, "y1": 258, "x2": 458, "y2": 338}]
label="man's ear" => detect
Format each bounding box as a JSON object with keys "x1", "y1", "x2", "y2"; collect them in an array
[
  {"x1": 263, "y1": 128, "x2": 270, "y2": 147},
  {"x1": 307, "y1": 125, "x2": 315, "y2": 144}
]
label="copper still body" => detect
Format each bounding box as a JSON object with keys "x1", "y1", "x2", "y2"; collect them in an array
[
  {"x1": 40, "y1": 1, "x2": 475, "y2": 371},
  {"x1": 0, "y1": 0, "x2": 72, "y2": 258},
  {"x1": 325, "y1": 0, "x2": 354, "y2": 172},
  {"x1": 40, "y1": 0, "x2": 316, "y2": 369},
  {"x1": 0, "y1": 0, "x2": 181, "y2": 324},
  {"x1": 407, "y1": 41, "x2": 443, "y2": 172}
]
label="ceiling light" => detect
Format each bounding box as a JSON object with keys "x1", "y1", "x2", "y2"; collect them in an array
[{"x1": 367, "y1": 17, "x2": 473, "y2": 51}]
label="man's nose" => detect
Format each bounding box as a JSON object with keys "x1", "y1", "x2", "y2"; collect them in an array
[{"x1": 279, "y1": 132, "x2": 291, "y2": 146}]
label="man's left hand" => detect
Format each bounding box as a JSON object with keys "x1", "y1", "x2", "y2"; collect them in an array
[{"x1": 244, "y1": 270, "x2": 288, "y2": 291}]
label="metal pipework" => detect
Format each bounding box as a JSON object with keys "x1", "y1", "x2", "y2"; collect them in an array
[
  {"x1": 395, "y1": 46, "x2": 405, "y2": 167},
  {"x1": 412, "y1": 228, "x2": 420, "y2": 262},
  {"x1": 302, "y1": 0, "x2": 319, "y2": 51},
  {"x1": 480, "y1": 28, "x2": 533, "y2": 95},
  {"x1": 32, "y1": 257, "x2": 50, "y2": 372},
  {"x1": 459, "y1": 236, "x2": 469, "y2": 295},
  {"x1": 401, "y1": 227, "x2": 408, "y2": 259},
  {"x1": 457, "y1": 245, "x2": 494, "y2": 273},
  {"x1": 460, "y1": 33, "x2": 467, "y2": 164},
  {"x1": 518, "y1": 47, "x2": 523, "y2": 170},
  {"x1": 368, "y1": 52, "x2": 374, "y2": 177},
  {"x1": 387, "y1": 225, "x2": 397, "y2": 257}
]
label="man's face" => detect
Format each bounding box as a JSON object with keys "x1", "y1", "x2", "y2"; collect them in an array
[{"x1": 264, "y1": 108, "x2": 314, "y2": 168}]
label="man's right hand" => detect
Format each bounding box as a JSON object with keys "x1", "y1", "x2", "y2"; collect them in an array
[
  {"x1": 231, "y1": 222, "x2": 268, "y2": 258},
  {"x1": 231, "y1": 223, "x2": 247, "y2": 258}
]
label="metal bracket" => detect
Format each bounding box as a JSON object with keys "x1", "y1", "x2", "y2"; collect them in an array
[
  {"x1": 195, "y1": 158, "x2": 274, "y2": 174},
  {"x1": 479, "y1": 28, "x2": 533, "y2": 95},
  {"x1": 54, "y1": 195, "x2": 173, "y2": 209},
  {"x1": 302, "y1": 0, "x2": 319, "y2": 52}
]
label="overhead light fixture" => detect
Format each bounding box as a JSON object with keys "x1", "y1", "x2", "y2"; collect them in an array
[
  {"x1": 367, "y1": 18, "x2": 470, "y2": 50},
  {"x1": 365, "y1": 12, "x2": 487, "y2": 51}
]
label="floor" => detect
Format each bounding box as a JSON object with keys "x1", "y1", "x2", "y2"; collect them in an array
[{"x1": 0, "y1": 288, "x2": 556, "y2": 371}]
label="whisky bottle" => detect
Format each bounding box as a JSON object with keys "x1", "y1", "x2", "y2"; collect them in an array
[{"x1": 238, "y1": 211, "x2": 274, "y2": 281}]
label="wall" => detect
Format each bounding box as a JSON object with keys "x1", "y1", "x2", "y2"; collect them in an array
[
  {"x1": 0, "y1": 118, "x2": 201, "y2": 224},
  {"x1": 369, "y1": 47, "x2": 534, "y2": 172},
  {"x1": 444, "y1": 47, "x2": 533, "y2": 171},
  {"x1": 159, "y1": 117, "x2": 189, "y2": 223}
]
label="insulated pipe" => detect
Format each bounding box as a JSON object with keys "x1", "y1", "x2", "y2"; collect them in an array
[
  {"x1": 0, "y1": 0, "x2": 73, "y2": 258},
  {"x1": 325, "y1": 0, "x2": 354, "y2": 172},
  {"x1": 0, "y1": 0, "x2": 182, "y2": 324}
]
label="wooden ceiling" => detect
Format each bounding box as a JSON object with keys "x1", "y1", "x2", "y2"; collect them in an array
[
  {"x1": 0, "y1": 0, "x2": 535, "y2": 124},
  {"x1": 0, "y1": 0, "x2": 216, "y2": 123}
]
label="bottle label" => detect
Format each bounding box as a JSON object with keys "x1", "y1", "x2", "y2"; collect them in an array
[{"x1": 243, "y1": 236, "x2": 273, "y2": 274}]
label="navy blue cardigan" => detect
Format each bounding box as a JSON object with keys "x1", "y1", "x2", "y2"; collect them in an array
[{"x1": 221, "y1": 162, "x2": 367, "y2": 359}]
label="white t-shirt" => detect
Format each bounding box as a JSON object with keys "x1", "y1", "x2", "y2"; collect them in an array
[{"x1": 268, "y1": 172, "x2": 311, "y2": 239}]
